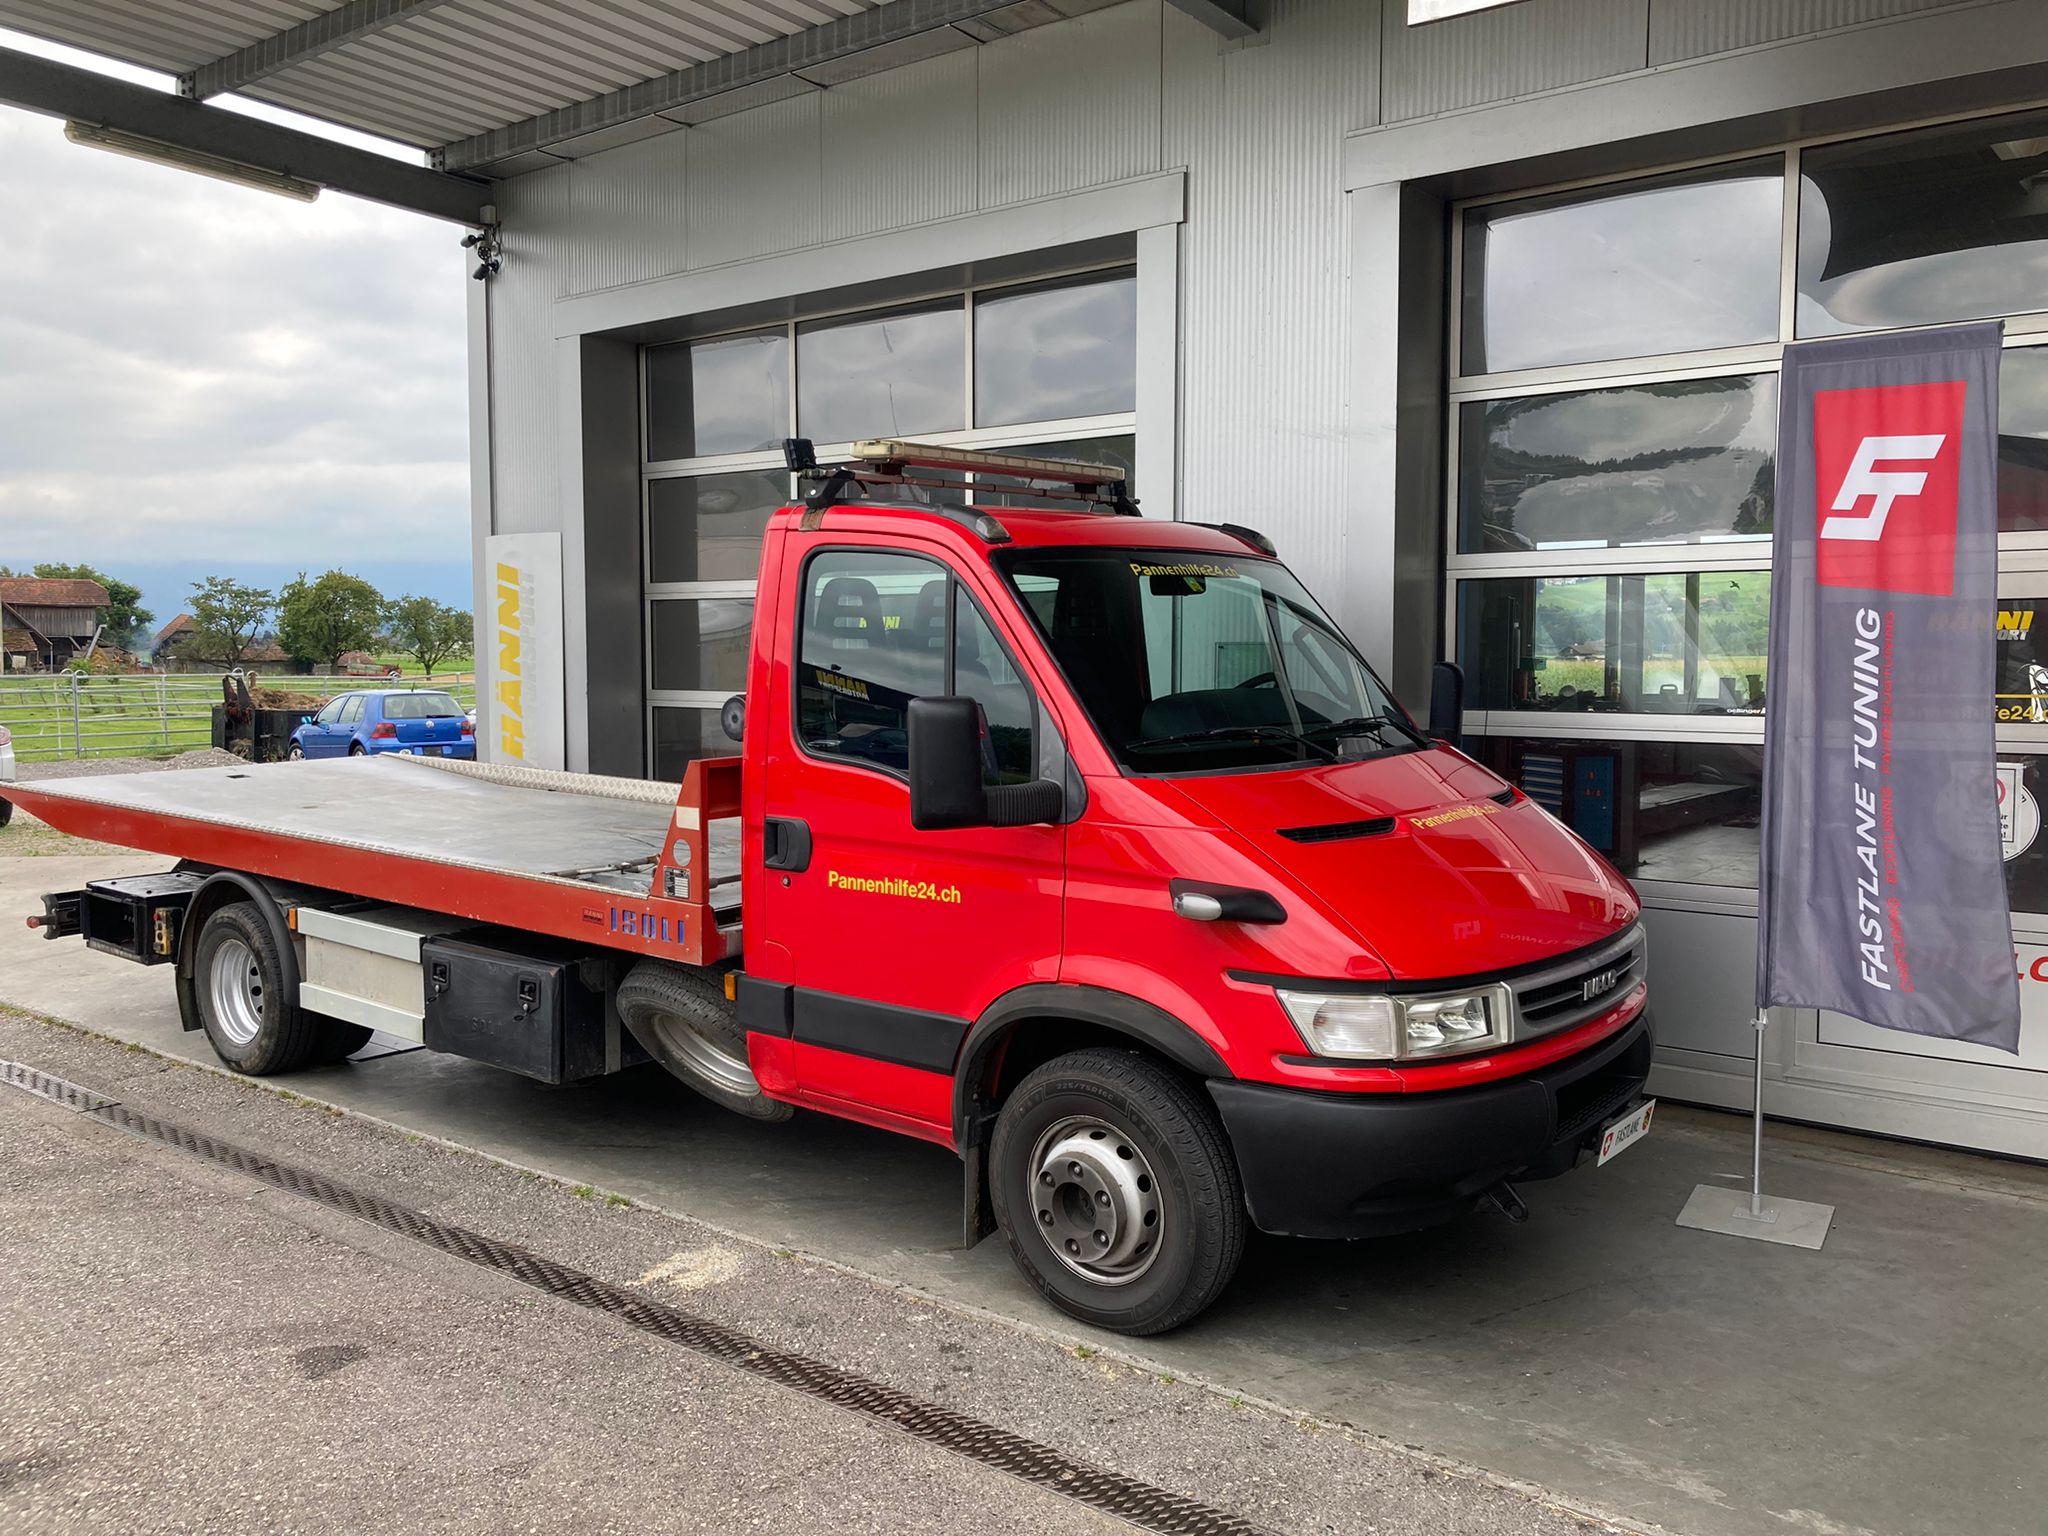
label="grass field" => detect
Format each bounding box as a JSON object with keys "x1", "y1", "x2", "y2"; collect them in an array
[
  {"x1": 1525, "y1": 656, "x2": 1768, "y2": 707},
  {"x1": 0, "y1": 668, "x2": 477, "y2": 763}
]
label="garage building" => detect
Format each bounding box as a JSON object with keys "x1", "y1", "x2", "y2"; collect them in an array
[{"x1": 3, "y1": 0, "x2": 2046, "y2": 1158}]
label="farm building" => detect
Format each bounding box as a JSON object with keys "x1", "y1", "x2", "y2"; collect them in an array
[{"x1": 0, "y1": 576, "x2": 108, "y2": 672}]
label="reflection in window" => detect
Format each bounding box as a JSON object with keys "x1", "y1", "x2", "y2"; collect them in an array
[
  {"x1": 974, "y1": 273, "x2": 1137, "y2": 428},
  {"x1": 1461, "y1": 161, "x2": 1782, "y2": 375},
  {"x1": 652, "y1": 707, "x2": 727, "y2": 783},
  {"x1": 972, "y1": 435, "x2": 1135, "y2": 509},
  {"x1": 646, "y1": 331, "x2": 789, "y2": 461},
  {"x1": 1458, "y1": 376, "x2": 1775, "y2": 552},
  {"x1": 650, "y1": 598, "x2": 754, "y2": 693},
  {"x1": 795, "y1": 550, "x2": 948, "y2": 774},
  {"x1": 1458, "y1": 572, "x2": 1771, "y2": 714},
  {"x1": 953, "y1": 588, "x2": 1036, "y2": 785},
  {"x1": 1474, "y1": 736, "x2": 1762, "y2": 886},
  {"x1": 2000, "y1": 347, "x2": 2048, "y2": 534},
  {"x1": 647, "y1": 471, "x2": 788, "y2": 584},
  {"x1": 1798, "y1": 110, "x2": 2048, "y2": 337},
  {"x1": 797, "y1": 302, "x2": 964, "y2": 444}
]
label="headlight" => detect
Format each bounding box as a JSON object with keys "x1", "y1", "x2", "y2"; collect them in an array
[{"x1": 1276, "y1": 983, "x2": 1513, "y2": 1061}]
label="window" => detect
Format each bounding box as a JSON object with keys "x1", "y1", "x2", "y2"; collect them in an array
[
  {"x1": 1450, "y1": 106, "x2": 2048, "y2": 901},
  {"x1": 338, "y1": 696, "x2": 364, "y2": 725},
  {"x1": 646, "y1": 330, "x2": 789, "y2": 461},
  {"x1": 383, "y1": 693, "x2": 462, "y2": 719},
  {"x1": 641, "y1": 264, "x2": 1137, "y2": 779},
  {"x1": 648, "y1": 471, "x2": 786, "y2": 585},
  {"x1": 974, "y1": 273, "x2": 1137, "y2": 427},
  {"x1": 314, "y1": 699, "x2": 344, "y2": 725},
  {"x1": 1458, "y1": 572, "x2": 1771, "y2": 715},
  {"x1": 1458, "y1": 377, "x2": 1776, "y2": 553},
  {"x1": 794, "y1": 550, "x2": 1036, "y2": 782},
  {"x1": 1460, "y1": 160, "x2": 1783, "y2": 375},
  {"x1": 797, "y1": 302, "x2": 965, "y2": 444},
  {"x1": 1000, "y1": 549, "x2": 1410, "y2": 776},
  {"x1": 1797, "y1": 110, "x2": 2048, "y2": 338}
]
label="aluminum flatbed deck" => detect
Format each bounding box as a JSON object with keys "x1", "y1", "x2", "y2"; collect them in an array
[{"x1": 8, "y1": 755, "x2": 743, "y2": 963}]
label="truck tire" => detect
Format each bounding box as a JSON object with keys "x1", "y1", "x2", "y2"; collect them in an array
[
  {"x1": 189, "y1": 901, "x2": 325, "y2": 1075},
  {"x1": 617, "y1": 961, "x2": 791, "y2": 1123},
  {"x1": 990, "y1": 1048, "x2": 1246, "y2": 1336}
]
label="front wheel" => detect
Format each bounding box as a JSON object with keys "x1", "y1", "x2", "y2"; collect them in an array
[{"x1": 990, "y1": 1048, "x2": 1246, "y2": 1336}]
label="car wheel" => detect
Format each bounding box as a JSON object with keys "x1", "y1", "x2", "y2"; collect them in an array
[
  {"x1": 287, "y1": 743, "x2": 304, "y2": 761},
  {"x1": 617, "y1": 961, "x2": 791, "y2": 1122},
  {"x1": 188, "y1": 901, "x2": 323, "y2": 1075},
  {"x1": 990, "y1": 1047, "x2": 1246, "y2": 1336},
  {"x1": 348, "y1": 742, "x2": 367, "y2": 757}
]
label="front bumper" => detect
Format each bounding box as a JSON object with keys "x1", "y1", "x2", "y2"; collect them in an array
[{"x1": 1207, "y1": 1010, "x2": 1653, "y2": 1240}]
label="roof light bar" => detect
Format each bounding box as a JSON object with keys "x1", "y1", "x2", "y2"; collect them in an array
[
  {"x1": 849, "y1": 439, "x2": 1127, "y2": 487},
  {"x1": 64, "y1": 121, "x2": 320, "y2": 202}
]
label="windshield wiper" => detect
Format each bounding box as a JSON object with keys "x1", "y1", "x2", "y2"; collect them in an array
[
  {"x1": 1127, "y1": 725, "x2": 1338, "y2": 761},
  {"x1": 1304, "y1": 713, "x2": 1429, "y2": 749}
]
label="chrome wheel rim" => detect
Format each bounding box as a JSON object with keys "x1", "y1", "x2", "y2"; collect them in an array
[
  {"x1": 1027, "y1": 1116, "x2": 1163, "y2": 1286},
  {"x1": 647, "y1": 1009, "x2": 756, "y2": 1096},
  {"x1": 207, "y1": 936, "x2": 265, "y2": 1047}
]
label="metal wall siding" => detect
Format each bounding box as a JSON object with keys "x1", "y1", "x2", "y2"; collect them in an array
[
  {"x1": 682, "y1": 91, "x2": 826, "y2": 270},
  {"x1": 485, "y1": 166, "x2": 572, "y2": 539},
  {"x1": 1162, "y1": 0, "x2": 1379, "y2": 579},
  {"x1": 1647, "y1": 0, "x2": 1978, "y2": 62},
  {"x1": 1379, "y1": 0, "x2": 1650, "y2": 121},
  {"x1": 974, "y1": 0, "x2": 1164, "y2": 207},
  {"x1": 819, "y1": 47, "x2": 980, "y2": 241},
  {"x1": 567, "y1": 130, "x2": 691, "y2": 295}
]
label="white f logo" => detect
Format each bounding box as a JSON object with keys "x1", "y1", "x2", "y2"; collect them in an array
[{"x1": 1820, "y1": 434, "x2": 1947, "y2": 542}]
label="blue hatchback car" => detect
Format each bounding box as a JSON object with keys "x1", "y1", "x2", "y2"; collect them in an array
[{"x1": 289, "y1": 690, "x2": 475, "y2": 760}]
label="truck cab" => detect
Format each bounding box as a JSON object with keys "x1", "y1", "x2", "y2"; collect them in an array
[{"x1": 724, "y1": 441, "x2": 1650, "y2": 1332}]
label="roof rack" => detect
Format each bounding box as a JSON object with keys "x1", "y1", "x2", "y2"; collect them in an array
[{"x1": 783, "y1": 437, "x2": 1141, "y2": 526}]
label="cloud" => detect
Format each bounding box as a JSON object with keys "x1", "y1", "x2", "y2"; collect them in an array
[{"x1": 0, "y1": 92, "x2": 470, "y2": 568}]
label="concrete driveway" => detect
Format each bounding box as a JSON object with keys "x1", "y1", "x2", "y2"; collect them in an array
[{"x1": 5, "y1": 842, "x2": 2046, "y2": 1536}]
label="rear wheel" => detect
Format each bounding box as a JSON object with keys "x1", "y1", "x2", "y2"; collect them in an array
[
  {"x1": 347, "y1": 742, "x2": 366, "y2": 757},
  {"x1": 617, "y1": 961, "x2": 790, "y2": 1122},
  {"x1": 990, "y1": 1047, "x2": 1245, "y2": 1335},
  {"x1": 188, "y1": 902, "x2": 324, "y2": 1074}
]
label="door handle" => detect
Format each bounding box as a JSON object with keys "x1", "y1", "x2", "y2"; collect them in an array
[{"x1": 763, "y1": 816, "x2": 812, "y2": 872}]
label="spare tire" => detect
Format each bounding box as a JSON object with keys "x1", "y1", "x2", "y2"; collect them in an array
[{"x1": 617, "y1": 960, "x2": 790, "y2": 1122}]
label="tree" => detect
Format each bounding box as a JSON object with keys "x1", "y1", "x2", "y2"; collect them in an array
[
  {"x1": 186, "y1": 577, "x2": 275, "y2": 668},
  {"x1": 384, "y1": 595, "x2": 473, "y2": 678},
  {"x1": 1, "y1": 563, "x2": 153, "y2": 647},
  {"x1": 278, "y1": 569, "x2": 385, "y2": 671}
]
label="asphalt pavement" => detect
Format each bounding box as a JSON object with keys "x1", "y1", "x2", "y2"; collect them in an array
[{"x1": 0, "y1": 1008, "x2": 1629, "y2": 1536}]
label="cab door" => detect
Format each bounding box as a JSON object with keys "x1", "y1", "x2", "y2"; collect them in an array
[{"x1": 755, "y1": 538, "x2": 1066, "y2": 1139}]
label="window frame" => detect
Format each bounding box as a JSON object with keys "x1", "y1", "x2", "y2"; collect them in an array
[
  {"x1": 789, "y1": 543, "x2": 1043, "y2": 788},
  {"x1": 1445, "y1": 100, "x2": 2048, "y2": 766},
  {"x1": 640, "y1": 260, "x2": 1138, "y2": 777}
]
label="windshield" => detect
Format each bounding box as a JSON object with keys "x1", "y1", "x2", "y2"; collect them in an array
[
  {"x1": 383, "y1": 692, "x2": 463, "y2": 719},
  {"x1": 997, "y1": 549, "x2": 1418, "y2": 774}
]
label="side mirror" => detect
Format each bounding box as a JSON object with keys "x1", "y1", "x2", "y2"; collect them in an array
[
  {"x1": 300, "y1": 715, "x2": 314, "y2": 726},
  {"x1": 1428, "y1": 661, "x2": 1464, "y2": 741},
  {"x1": 908, "y1": 697, "x2": 1065, "y2": 831},
  {"x1": 908, "y1": 698, "x2": 990, "y2": 830}
]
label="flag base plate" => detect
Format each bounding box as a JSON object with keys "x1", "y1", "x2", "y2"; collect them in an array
[{"x1": 1676, "y1": 1184, "x2": 1834, "y2": 1249}]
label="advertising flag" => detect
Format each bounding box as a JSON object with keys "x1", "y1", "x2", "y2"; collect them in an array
[{"x1": 1757, "y1": 321, "x2": 2020, "y2": 1051}]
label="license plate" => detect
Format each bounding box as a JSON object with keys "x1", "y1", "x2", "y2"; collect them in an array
[{"x1": 1596, "y1": 1099, "x2": 1655, "y2": 1166}]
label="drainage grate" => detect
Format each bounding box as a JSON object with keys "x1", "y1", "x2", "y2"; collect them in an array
[{"x1": 1, "y1": 1060, "x2": 1273, "y2": 1536}]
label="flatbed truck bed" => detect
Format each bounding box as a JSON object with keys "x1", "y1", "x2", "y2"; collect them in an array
[{"x1": 10, "y1": 754, "x2": 743, "y2": 963}]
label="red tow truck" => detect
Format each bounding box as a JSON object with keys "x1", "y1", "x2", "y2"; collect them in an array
[{"x1": 14, "y1": 441, "x2": 1652, "y2": 1334}]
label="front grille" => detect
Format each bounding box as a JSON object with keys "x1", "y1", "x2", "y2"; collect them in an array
[{"x1": 1508, "y1": 925, "x2": 1645, "y2": 1042}]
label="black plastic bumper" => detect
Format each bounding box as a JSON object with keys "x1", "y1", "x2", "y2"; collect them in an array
[{"x1": 1207, "y1": 1011, "x2": 1654, "y2": 1240}]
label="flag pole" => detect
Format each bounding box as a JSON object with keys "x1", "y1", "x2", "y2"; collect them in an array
[{"x1": 1675, "y1": 1008, "x2": 1834, "y2": 1248}]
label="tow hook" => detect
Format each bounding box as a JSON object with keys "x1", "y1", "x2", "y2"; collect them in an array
[{"x1": 1483, "y1": 1180, "x2": 1529, "y2": 1224}]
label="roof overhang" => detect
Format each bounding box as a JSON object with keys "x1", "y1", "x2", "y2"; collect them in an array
[{"x1": 0, "y1": 0, "x2": 1259, "y2": 186}]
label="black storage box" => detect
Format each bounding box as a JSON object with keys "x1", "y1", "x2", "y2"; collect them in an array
[
  {"x1": 81, "y1": 872, "x2": 202, "y2": 965},
  {"x1": 420, "y1": 934, "x2": 616, "y2": 1084}
]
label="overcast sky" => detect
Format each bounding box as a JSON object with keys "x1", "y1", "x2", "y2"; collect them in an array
[{"x1": 0, "y1": 29, "x2": 471, "y2": 623}]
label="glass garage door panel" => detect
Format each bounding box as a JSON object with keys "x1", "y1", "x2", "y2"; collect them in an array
[
  {"x1": 646, "y1": 330, "x2": 789, "y2": 461},
  {"x1": 797, "y1": 302, "x2": 965, "y2": 444}
]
